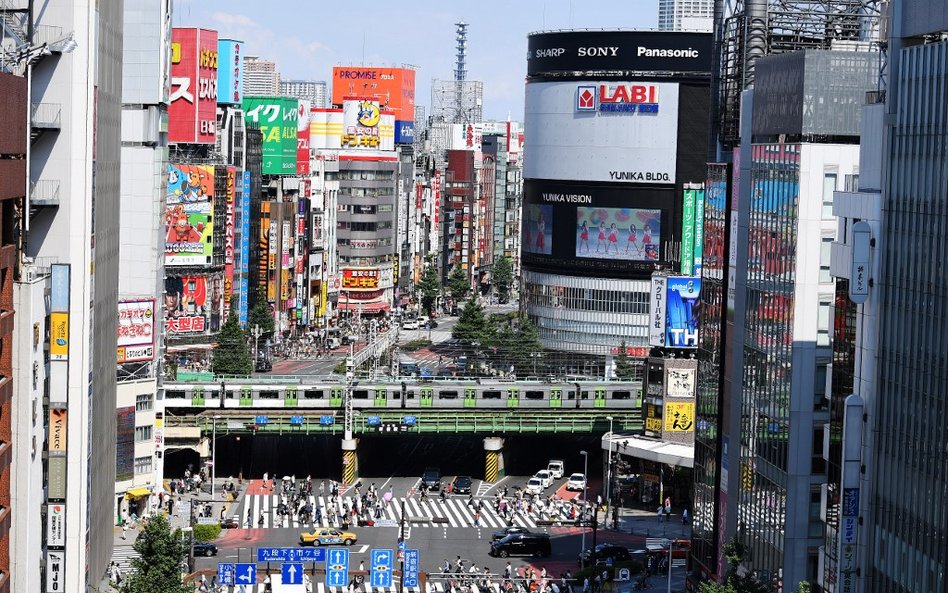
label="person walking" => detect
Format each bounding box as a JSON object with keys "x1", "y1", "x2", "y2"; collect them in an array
[{"x1": 121, "y1": 519, "x2": 128, "y2": 540}]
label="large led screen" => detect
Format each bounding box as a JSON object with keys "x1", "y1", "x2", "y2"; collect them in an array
[{"x1": 575, "y1": 207, "x2": 661, "y2": 261}]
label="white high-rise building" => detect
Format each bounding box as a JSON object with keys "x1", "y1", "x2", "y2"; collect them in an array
[
  {"x1": 658, "y1": 0, "x2": 713, "y2": 31},
  {"x1": 243, "y1": 55, "x2": 280, "y2": 96},
  {"x1": 279, "y1": 79, "x2": 328, "y2": 108}
]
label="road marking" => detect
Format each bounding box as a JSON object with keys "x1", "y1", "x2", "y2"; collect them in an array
[
  {"x1": 357, "y1": 545, "x2": 369, "y2": 553},
  {"x1": 478, "y1": 476, "x2": 509, "y2": 496}
]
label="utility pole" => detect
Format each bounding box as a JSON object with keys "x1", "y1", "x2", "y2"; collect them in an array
[
  {"x1": 251, "y1": 324, "x2": 263, "y2": 364},
  {"x1": 398, "y1": 497, "x2": 406, "y2": 593},
  {"x1": 188, "y1": 502, "x2": 195, "y2": 573},
  {"x1": 344, "y1": 343, "x2": 354, "y2": 439}
]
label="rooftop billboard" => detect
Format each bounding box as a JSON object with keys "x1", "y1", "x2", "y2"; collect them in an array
[
  {"x1": 169, "y1": 28, "x2": 218, "y2": 143},
  {"x1": 331, "y1": 66, "x2": 415, "y2": 122},
  {"x1": 243, "y1": 96, "x2": 299, "y2": 175}
]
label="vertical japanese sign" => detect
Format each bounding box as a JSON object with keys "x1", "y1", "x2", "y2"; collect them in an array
[
  {"x1": 648, "y1": 275, "x2": 667, "y2": 346},
  {"x1": 116, "y1": 299, "x2": 155, "y2": 363},
  {"x1": 49, "y1": 313, "x2": 69, "y2": 360},
  {"x1": 297, "y1": 99, "x2": 311, "y2": 175},
  {"x1": 239, "y1": 171, "x2": 251, "y2": 326},
  {"x1": 403, "y1": 549, "x2": 420, "y2": 588},
  {"x1": 216, "y1": 38, "x2": 244, "y2": 106},
  {"x1": 223, "y1": 166, "x2": 236, "y2": 320},
  {"x1": 680, "y1": 189, "x2": 696, "y2": 275},
  {"x1": 46, "y1": 550, "x2": 64, "y2": 592},
  {"x1": 243, "y1": 96, "x2": 299, "y2": 175},
  {"x1": 49, "y1": 264, "x2": 70, "y2": 405},
  {"x1": 46, "y1": 503, "x2": 66, "y2": 547},
  {"x1": 170, "y1": 28, "x2": 218, "y2": 143},
  {"x1": 693, "y1": 188, "x2": 705, "y2": 276}
]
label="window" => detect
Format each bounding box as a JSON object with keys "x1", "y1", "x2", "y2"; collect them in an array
[
  {"x1": 814, "y1": 363, "x2": 829, "y2": 411},
  {"x1": 135, "y1": 425, "x2": 152, "y2": 442},
  {"x1": 135, "y1": 456, "x2": 152, "y2": 475},
  {"x1": 822, "y1": 173, "x2": 837, "y2": 219},
  {"x1": 820, "y1": 237, "x2": 833, "y2": 283},
  {"x1": 136, "y1": 394, "x2": 153, "y2": 412},
  {"x1": 817, "y1": 299, "x2": 832, "y2": 346}
]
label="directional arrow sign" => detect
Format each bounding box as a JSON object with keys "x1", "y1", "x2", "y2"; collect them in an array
[
  {"x1": 370, "y1": 548, "x2": 394, "y2": 588},
  {"x1": 325, "y1": 548, "x2": 349, "y2": 588},
  {"x1": 282, "y1": 562, "x2": 304, "y2": 585},
  {"x1": 235, "y1": 563, "x2": 256, "y2": 585}
]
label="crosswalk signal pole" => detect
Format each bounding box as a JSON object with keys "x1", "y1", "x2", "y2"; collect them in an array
[
  {"x1": 344, "y1": 344, "x2": 354, "y2": 440},
  {"x1": 398, "y1": 498, "x2": 406, "y2": 593}
]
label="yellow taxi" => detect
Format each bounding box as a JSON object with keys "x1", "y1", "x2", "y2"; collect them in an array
[{"x1": 299, "y1": 528, "x2": 357, "y2": 546}]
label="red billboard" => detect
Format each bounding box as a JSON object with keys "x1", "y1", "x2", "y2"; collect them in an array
[
  {"x1": 222, "y1": 166, "x2": 236, "y2": 320},
  {"x1": 331, "y1": 67, "x2": 415, "y2": 122},
  {"x1": 170, "y1": 28, "x2": 218, "y2": 144},
  {"x1": 297, "y1": 100, "x2": 311, "y2": 175}
]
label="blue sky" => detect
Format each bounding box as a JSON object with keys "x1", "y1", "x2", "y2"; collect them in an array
[{"x1": 172, "y1": 0, "x2": 658, "y2": 121}]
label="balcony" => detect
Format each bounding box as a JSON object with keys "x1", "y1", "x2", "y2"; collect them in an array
[
  {"x1": 30, "y1": 179, "x2": 60, "y2": 208},
  {"x1": 31, "y1": 102, "x2": 61, "y2": 128}
]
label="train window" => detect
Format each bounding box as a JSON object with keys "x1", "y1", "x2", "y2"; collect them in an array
[
  {"x1": 613, "y1": 391, "x2": 632, "y2": 400},
  {"x1": 353, "y1": 389, "x2": 369, "y2": 399},
  {"x1": 439, "y1": 390, "x2": 459, "y2": 399},
  {"x1": 225, "y1": 390, "x2": 237, "y2": 399},
  {"x1": 525, "y1": 390, "x2": 544, "y2": 400},
  {"x1": 406, "y1": 390, "x2": 415, "y2": 399},
  {"x1": 259, "y1": 390, "x2": 279, "y2": 399},
  {"x1": 567, "y1": 390, "x2": 576, "y2": 400},
  {"x1": 482, "y1": 390, "x2": 502, "y2": 399},
  {"x1": 303, "y1": 390, "x2": 324, "y2": 399},
  {"x1": 581, "y1": 391, "x2": 590, "y2": 400},
  {"x1": 166, "y1": 390, "x2": 185, "y2": 399}
]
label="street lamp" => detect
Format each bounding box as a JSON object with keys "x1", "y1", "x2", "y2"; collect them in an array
[
  {"x1": 605, "y1": 416, "x2": 614, "y2": 528},
  {"x1": 580, "y1": 450, "x2": 589, "y2": 568},
  {"x1": 211, "y1": 415, "x2": 221, "y2": 498},
  {"x1": 663, "y1": 538, "x2": 673, "y2": 593}
]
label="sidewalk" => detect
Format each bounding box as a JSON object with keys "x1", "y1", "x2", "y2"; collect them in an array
[{"x1": 607, "y1": 506, "x2": 693, "y2": 541}]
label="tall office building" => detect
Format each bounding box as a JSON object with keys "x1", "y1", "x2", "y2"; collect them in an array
[
  {"x1": 243, "y1": 55, "x2": 280, "y2": 96},
  {"x1": 821, "y1": 4, "x2": 948, "y2": 592},
  {"x1": 280, "y1": 79, "x2": 328, "y2": 108},
  {"x1": 658, "y1": 0, "x2": 713, "y2": 32},
  {"x1": 3, "y1": 1, "x2": 124, "y2": 591}
]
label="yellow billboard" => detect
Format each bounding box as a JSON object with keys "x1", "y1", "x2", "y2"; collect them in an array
[
  {"x1": 663, "y1": 401, "x2": 695, "y2": 432},
  {"x1": 50, "y1": 312, "x2": 69, "y2": 360}
]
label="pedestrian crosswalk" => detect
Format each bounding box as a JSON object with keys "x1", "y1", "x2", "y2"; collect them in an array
[
  {"x1": 111, "y1": 544, "x2": 140, "y2": 571},
  {"x1": 237, "y1": 579, "x2": 488, "y2": 593},
  {"x1": 240, "y1": 494, "x2": 581, "y2": 530}
]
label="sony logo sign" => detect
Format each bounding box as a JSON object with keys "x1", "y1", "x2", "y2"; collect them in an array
[
  {"x1": 637, "y1": 46, "x2": 700, "y2": 58},
  {"x1": 578, "y1": 46, "x2": 619, "y2": 57}
]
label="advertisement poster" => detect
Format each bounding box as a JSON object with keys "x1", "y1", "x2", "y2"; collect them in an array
[
  {"x1": 522, "y1": 204, "x2": 553, "y2": 255},
  {"x1": 576, "y1": 207, "x2": 661, "y2": 261},
  {"x1": 164, "y1": 275, "x2": 223, "y2": 334},
  {"x1": 666, "y1": 276, "x2": 701, "y2": 348},
  {"x1": 223, "y1": 166, "x2": 236, "y2": 320},
  {"x1": 165, "y1": 164, "x2": 214, "y2": 266},
  {"x1": 663, "y1": 401, "x2": 695, "y2": 432},
  {"x1": 169, "y1": 28, "x2": 218, "y2": 144},
  {"x1": 331, "y1": 66, "x2": 416, "y2": 122},
  {"x1": 342, "y1": 269, "x2": 380, "y2": 290},
  {"x1": 116, "y1": 299, "x2": 155, "y2": 348},
  {"x1": 46, "y1": 550, "x2": 64, "y2": 593},
  {"x1": 243, "y1": 97, "x2": 298, "y2": 175},
  {"x1": 239, "y1": 171, "x2": 251, "y2": 326},
  {"x1": 46, "y1": 503, "x2": 65, "y2": 548},
  {"x1": 49, "y1": 313, "x2": 69, "y2": 360},
  {"x1": 116, "y1": 406, "x2": 135, "y2": 481},
  {"x1": 649, "y1": 275, "x2": 667, "y2": 346},
  {"x1": 297, "y1": 99, "x2": 311, "y2": 175},
  {"x1": 681, "y1": 189, "x2": 696, "y2": 274},
  {"x1": 48, "y1": 408, "x2": 67, "y2": 454},
  {"x1": 216, "y1": 38, "x2": 244, "y2": 106},
  {"x1": 665, "y1": 366, "x2": 697, "y2": 398},
  {"x1": 693, "y1": 189, "x2": 706, "y2": 275}
]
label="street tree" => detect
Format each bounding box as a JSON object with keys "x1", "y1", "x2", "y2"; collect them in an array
[
  {"x1": 248, "y1": 288, "x2": 274, "y2": 335},
  {"x1": 513, "y1": 317, "x2": 544, "y2": 375},
  {"x1": 492, "y1": 256, "x2": 514, "y2": 302},
  {"x1": 452, "y1": 297, "x2": 490, "y2": 346},
  {"x1": 447, "y1": 264, "x2": 471, "y2": 301},
  {"x1": 212, "y1": 306, "x2": 253, "y2": 376},
  {"x1": 119, "y1": 514, "x2": 191, "y2": 593},
  {"x1": 614, "y1": 341, "x2": 636, "y2": 380},
  {"x1": 698, "y1": 538, "x2": 770, "y2": 593},
  {"x1": 417, "y1": 261, "x2": 442, "y2": 316}
]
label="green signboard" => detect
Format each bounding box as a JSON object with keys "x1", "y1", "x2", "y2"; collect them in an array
[
  {"x1": 693, "y1": 189, "x2": 705, "y2": 275},
  {"x1": 680, "y1": 189, "x2": 696, "y2": 275},
  {"x1": 242, "y1": 96, "x2": 298, "y2": 175}
]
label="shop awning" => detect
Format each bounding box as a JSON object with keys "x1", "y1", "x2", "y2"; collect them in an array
[
  {"x1": 125, "y1": 487, "x2": 152, "y2": 499},
  {"x1": 338, "y1": 301, "x2": 390, "y2": 313},
  {"x1": 602, "y1": 434, "x2": 694, "y2": 469}
]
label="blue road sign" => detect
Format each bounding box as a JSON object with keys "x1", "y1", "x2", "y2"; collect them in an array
[
  {"x1": 402, "y1": 416, "x2": 417, "y2": 426},
  {"x1": 367, "y1": 415, "x2": 382, "y2": 426},
  {"x1": 289, "y1": 415, "x2": 304, "y2": 425},
  {"x1": 370, "y1": 549, "x2": 394, "y2": 588},
  {"x1": 282, "y1": 562, "x2": 304, "y2": 585},
  {"x1": 217, "y1": 563, "x2": 235, "y2": 586},
  {"x1": 319, "y1": 415, "x2": 335, "y2": 426},
  {"x1": 326, "y1": 548, "x2": 349, "y2": 588},
  {"x1": 256, "y1": 547, "x2": 326, "y2": 563},
  {"x1": 255, "y1": 415, "x2": 269, "y2": 425},
  {"x1": 403, "y1": 549, "x2": 420, "y2": 588},
  {"x1": 235, "y1": 563, "x2": 257, "y2": 586}
]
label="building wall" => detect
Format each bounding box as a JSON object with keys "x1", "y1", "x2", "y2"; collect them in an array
[
  {"x1": 658, "y1": 0, "x2": 713, "y2": 32},
  {"x1": 114, "y1": 380, "x2": 158, "y2": 522}
]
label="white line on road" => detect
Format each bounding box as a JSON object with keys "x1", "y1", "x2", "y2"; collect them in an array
[
  {"x1": 478, "y1": 476, "x2": 509, "y2": 496},
  {"x1": 357, "y1": 545, "x2": 369, "y2": 554}
]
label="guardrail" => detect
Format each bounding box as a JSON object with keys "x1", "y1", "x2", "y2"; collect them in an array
[
  {"x1": 165, "y1": 410, "x2": 643, "y2": 435},
  {"x1": 167, "y1": 374, "x2": 636, "y2": 385}
]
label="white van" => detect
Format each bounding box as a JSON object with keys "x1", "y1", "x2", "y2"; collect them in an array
[{"x1": 547, "y1": 460, "x2": 565, "y2": 479}]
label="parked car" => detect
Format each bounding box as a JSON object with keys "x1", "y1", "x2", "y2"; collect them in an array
[
  {"x1": 579, "y1": 544, "x2": 630, "y2": 565},
  {"x1": 490, "y1": 533, "x2": 551, "y2": 558},
  {"x1": 492, "y1": 526, "x2": 532, "y2": 542},
  {"x1": 452, "y1": 475, "x2": 473, "y2": 494},
  {"x1": 533, "y1": 470, "x2": 553, "y2": 489},
  {"x1": 402, "y1": 319, "x2": 419, "y2": 330},
  {"x1": 567, "y1": 473, "x2": 587, "y2": 492},
  {"x1": 192, "y1": 542, "x2": 218, "y2": 557},
  {"x1": 422, "y1": 468, "x2": 441, "y2": 491},
  {"x1": 547, "y1": 460, "x2": 565, "y2": 479}
]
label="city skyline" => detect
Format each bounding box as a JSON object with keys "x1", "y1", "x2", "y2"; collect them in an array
[{"x1": 171, "y1": 0, "x2": 657, "y2": 120}]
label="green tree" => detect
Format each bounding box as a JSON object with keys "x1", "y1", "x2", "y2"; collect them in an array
[
  {"x1": 513, "y1": 317, "x2": 544, "y2": 375},
  {"x1": 614, "y1": 340, "x2": 636, "y2": 380},
  {"x1": 698, "y1": 538, "x2": 769, "y2": 593},
  {"x1": 119, "y1": 514, "x2": 191, "y2": 593},
  {"x1": 248, "y1": 288, "x2": 274, "y2": 335},
  {"x1": 452, "y1": 297, "x2": 490, "y2": 346},
  {"x1": 492, "y1": 256, "x2": 514, "y2": 302},
  {"x1": 416, "y1": 261, "x2": 442, "y2": 316},
  {"x1": 212, "y1": 306, "x2": 252, "y2": 376},
  {"x1": 447, "y1": 265, "x2": 471, "y2": 301}
]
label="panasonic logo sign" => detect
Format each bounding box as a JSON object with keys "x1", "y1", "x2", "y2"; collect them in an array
[{"x1": 637, "y1": 47, "x2": 700, "y2": 58}]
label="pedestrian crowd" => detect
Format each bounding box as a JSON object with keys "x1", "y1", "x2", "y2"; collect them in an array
[{"x1": 439, "y1": 558, "x2": 585, "y2": 593}]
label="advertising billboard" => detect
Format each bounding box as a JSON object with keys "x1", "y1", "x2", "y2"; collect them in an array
[
  {"x1": 48, "y1": 408, "x2": 67, "y2": 454},
  {"x1": 331, "y1": 66, "x2": 416, "y2": 122},
  {"x1": 681, "y1": 189, "x2": 695, "y2": 274},
  {"x1": 394, "y1": 120, "x2": 415, "y2": 144},
  {"x1": 663, "y1": 401, "x2": 695, "y2": 432},
  {"x1": 338, "y1": 99, "x2": 394, "y2": 151},
  {"x1": 342, "y1": 268, "x2": 380, "y2": 290},
  {"x1": 239, "y1": 171, "x2": 251, "y2": 325},
  {"x1": 521, "y1": 179, "x2": 673, "y2": 278},
  {"x1": 243, "y1": 96, "x2": 299, "y2": 175},
  {"x1": 216, "y1": 38, "x2": 244, "y2": 105},
  {"x1": 527, "y1": 30, "x2": 713, "y2": 77},
  {"x1": 49, "y1": 313, "x2": 68, "y2": 360},
  {"x1": 46, "y1": 550, "x2": 64, "y2": 593},
  {"x1": 166, "y1": 164, "x2": 214, "y2": 266},
  {"x1": 524, "y1": 81, "x2": 679, "y2": 185},
  {"x1": 297, "y1": 100, "x2": 311, "y2": 175},
  {"x1": 116, "y1": 299, "x2": 155, "y2": 348},
  {"x1": 649, "y1": 275, "x2": 667, "y2": 346},
  {"x1": 575, "y1": 207, "x2": 661, "y2": 262},
  {"x1": 665, "y1": 276, "x2": 701, "y2": 348},
  {"x1": 222, "y1": 166, "x2": 236, "y2": 320},
  {"x1": 116, "y1": 406, "x2": 135, "y2": 482},
  {"x1": 164, "y1": 274, "x2": 223, "y2": 335},
  {"x1": 169, "y1": 28, "x2": 218, "y2": 144},
  {"x1": 46, "y1": 503, "x2": 65, "y2": 548}
]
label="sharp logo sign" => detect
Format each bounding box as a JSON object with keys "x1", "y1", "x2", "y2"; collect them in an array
[{"x1": 576, "y1": 84, "x2": 660, "y2": 113}]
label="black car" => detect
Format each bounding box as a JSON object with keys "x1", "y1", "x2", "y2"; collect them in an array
[
  {"x1": 255, "y1": 358, "x2": 272, "y2": 373},
  {"x1": 422, "y1": 468, "x2": 441, "y2": 491},
  {"x1": 491, "y1": 525, "x2": 531, "y2": 542},
  {"x1": 220, "y1": 516, "x2": 239, "y2": 529},
  {"x1": 579, "y1": 544, "x2": 630, "y2": 565},
  {"x1": 193, "y1": 542, "x2": 218, "y2": 557},
  {"x1": 452, "y1": 475, "x2": 472, "y2": 494},
  {"x1": 490, "y1": 533, "x2": 551, "y2": 558}
]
